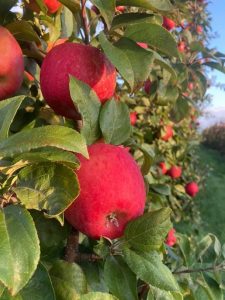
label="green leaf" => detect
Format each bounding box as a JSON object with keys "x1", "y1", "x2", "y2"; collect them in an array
[
  {"x1": 19, "y1": 263, "x2": 55, "y2": 299},
  {"x1": 0, "y1": 125, "x2": 88, "y2": 159},
  {"x1": 196, "y1": 234, "x2": 215, "y2": 262},
  {"x1": 50, "y1": 260, "x2": 87, "y2": 299},
  {"x1": 125, "y1": 23, "x2": 179, "y2": 58},
  {"x1": 115, "y1": 37, "x2": 154, "y2": 85},
  {"x1": 98, "y1": 33, "x2": 132, "y2": 88},
  {"x1": 6, "y1": 21, "x2": 41, "y2": 43},
  {"x1": 1, "y1": 263, "x2": 56, "y2": 299},
  {"x1": 116, "y1": 0, "x2": 174, "y2": 12},
  {"x1": 14, "y1": 162, "x2": 80, "y2": 220},
  {"x1": 176, "y1": 234, "x2": 191, "y2": 267},
  {"x1": 80, "y1": 293, "x2": 118, "y2": 300},
  {"x1": 156, "y1": 82, "x2": 179, "y2": 106},
  {"x1": 81, "y1": 262, "x2": 108, "y2": 293},
  {"x1": 0, "y1": 282, "x2": 5, "y2": 298},
  {"x1": 123, "y1": 248, "x2": 179, "y2": 292},
  {"x1": 151, "y1": 51, "x2": 177, "y2": 83},
  {"x1": 203, "y1": 61, "x2": 225, "y2": 74},
  {"x1": 99, "y1": 99, "x2": 131, "y2": 145},
  {"x1": 198, "y1": 275, "x2": 223, "y2": 300},
  {"x1": 124, "y1": 208, "x2": 172, "y2": 251},
  {"x1": 104, "y1": 256, "x2": 138, "y2": 300},
  {"x1": 134, "y1": 144, "x2": 155, "y2": 176},
  {"x1": 69, "y1": 76, "x2": 101, "y2": 145},
  {"x1": 111, "y1": 13, "x2": 161, "y2": 30},
  {"x1": 170, "y1": 98, "x2": 190, "y2": 123},
  {"x1": 99, "y1": 33, "x2": 154, "y2": 89},
  {"x1": 151, "y1": 184, "x2": 171, "y2": 196},
  {"x1": 62, "y1": 6, "x2": 74, "y2": 37},
  {"x1": 58, "y1": 0, "x2": 80, "y2": 14},
  {"x1": 0, "y1": 205, "x2": 40, "y2": 296},
  {"x1": 13, "y1": 147, "x2": 80, "y2": 170},
  {"x1": 31, "y1": 211, "x2": 69, "y2": 260},
  {"x1": 147, "y1": 287, "x2": 183, "y2": 300},
  {"x1": 0, "y1": 96, "x2": 24, "y2": 141},
  {"x1": 91, "y1": 0, "x2": 115, "y2": 29},
  {"x1": 193, "y1": 70, "x2": 207, "y2": 98},
  {"x1": 0, "y1": 0, "x2": 17, "y2": 13}
]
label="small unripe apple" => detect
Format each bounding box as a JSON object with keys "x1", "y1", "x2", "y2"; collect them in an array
[
  {"x1": 40, "y1": 43, "x2": 116, "y2": 119},
  {"x1": 158, "y1": 162, "x2": 167, "y2": 175},
  {"x1": 137, "y1": 42, "x2": 148, "y2": 49},
  {"x1": 25, "y1": 0, "x2": 62, "y2": 14},
  {"x1": 144, "y1": 79, "x2": 151, "y2": 94},
  {"x1": 167, "y1": 166, "x2": 182, "y2": 179},
  {"x1": 0, "y1": 26, "x2": 24, "y2": 101},
  {"x1": 166, "y1": 228, "x2": 176, "y2": 246},
  {"x1": 178, "y1": 41, "x2": 186, "y2": 53},
  {"x1": 185, "y1": 182, "x2": 199, "y2": 197},
  {"x1": 163, "y1": 17, "x2": 176, "y2": 31},
  {"x1": 161, "y1": 125, "x2": 174, "y2": 141},
  {"x1": 65, "y1": 143, "x2": 146, "y2": 239},
  {"x1": 130, "y1": 112, "x2": 137, "y2": 126}
]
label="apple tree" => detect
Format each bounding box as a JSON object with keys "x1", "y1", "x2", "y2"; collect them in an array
[{"x1": 0, "y1": 0, "x2": 225, "y2": 299}]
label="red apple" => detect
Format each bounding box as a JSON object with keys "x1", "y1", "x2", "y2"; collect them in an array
[
  {"x1": 196, "y1": 25, "x2": 203, "y2": 34},
  {"x1": 0, "y1": 26, "x2": 24, "y2": 101},
  {"x1": 163, "y1": 17, "x2": 176, "y2": 31},
  {"x1": 158, "y1": 162, "x2": 167, "y2": 175},
  {"x1": 40, "y1": 43, "x2": 116, "y2": 119},
  {"x1": 185, "y1": 182, "x2": 199, "y2": 197},
  {"x1": 130, "y1": 112, "x2": 137, "y2": 126},
  {"x1": 188, "y1": 82, "x2": 194, "y2": 90},
  {"x1": 25, "y1": 0, "x2": 62, "y2": 14},
  {"x1": 178, "y1": 41, "x2": 186, "y2": 52},
  {"x1": 144, "y1": 79, "x2": 151, "y2": 94},
  {"x1": 166, "y1": 228, "x2": 176, "y2": 246},
  {"x1": 167, "y1": 166, "x2": 182, "y2": 179},
  {"x1": 115, "y1": 6, "x2": 125, "y2": 12},
  {"x1": 161, "y1": 125, "x2": 174, "y2": 141},
  {"x1": 65, "y1": 143, "x2": 146, "y2": 239},
  {"x1": 191, "y1": 114, "x2": 197, "y2": 121}
]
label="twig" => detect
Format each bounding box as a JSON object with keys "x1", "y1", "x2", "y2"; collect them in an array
[
  {"x1": 81, "y1": 0, "x2": 89, "y2": 44},
  {"x1": 64, "y1": 228, "x2": 79, "y2": 263},
  {"x1": 173, "y1": 264, "x2": 225, "y2": 275},
  {"x1": 138, "y1": 284, "x2": 149, "y2": 299},
  {"x1": 64, "y1": 228, "x2": 102, "y2": 263},
  {"x1": 73, "y1": 253, "x2": 102, "y2": 263}
]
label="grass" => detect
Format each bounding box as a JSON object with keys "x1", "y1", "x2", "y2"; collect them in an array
[
  {"x1": 177, "y1": 144, "x2": 225, "y2": 242},
  {"x1": 195, "y1": 145, "x2": 225, "y2": 242}
]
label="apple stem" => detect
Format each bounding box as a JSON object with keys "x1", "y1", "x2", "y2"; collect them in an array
[{"x1": 81, "y1": 0, "x2": 90, "y2": 44}]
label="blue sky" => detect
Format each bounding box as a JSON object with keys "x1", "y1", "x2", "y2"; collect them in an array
[{"x1": 207, "y1": 1, "x2": 225, "y2": 108}]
